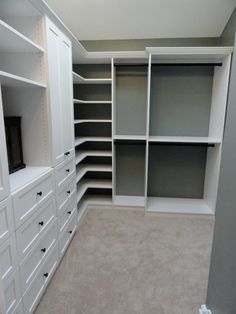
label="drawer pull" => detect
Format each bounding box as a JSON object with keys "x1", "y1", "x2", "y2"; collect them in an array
[
  {"x1": 68, "y1": 230, "x2": 72, "y2": 234},
  {"x1": 67, "y1": 211, "x2": 72, "y2": 214},
  {"x1": 37, "y1": 191, "x2": 43, "y2": 196},
  {"x1": 65, "y1": 152, "x2": 70, "y2": 156},
  {"x1": 43, "y1": 273, "x2": 48, "y2": 278},
  {"x1": 38, "y1": 221, "x2": 44, "y2": 226},
  {"x1": 66, "y1": 169, "x2": 70, "y2": 173},
  {"x1": 67, "y1": 190, "x2": 71, "y2": 195},
  {"x1": 41, "y1": 248, "x2": 46, "y2": 253}
]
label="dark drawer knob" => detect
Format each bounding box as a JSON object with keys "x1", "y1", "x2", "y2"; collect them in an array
[
  {"x1": 43, "y1": 273, "x2": 48, "y2": 278},
  {"x1": 67, "y1": 190, "x2": 71, "y2": 195},
  {"x1": 68, "y1": 230, "x2": 72, "y2": 234},
  {"x1": 66, "y1": 169, "x2": 70, "y2": 173},
  {"x1": 37, "y1": 191, "x2": 43, "y2": 196},
  {"x1": 38, "y1": 221, "x2": 44, "y2": 226},
  {"x1": 67, "y1": 211, "x2": 72, "y2": 215},
  {"x1": 41, "y1": 248, "x2": 46, "y2": 253},
  {"x1": 65, "y1": 152, "x2": 70, "y2": 156}
]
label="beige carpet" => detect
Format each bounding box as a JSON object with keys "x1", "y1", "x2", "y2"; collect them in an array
[{"x1": 35, "y1": 208, "x2": 214, "y2": 314}]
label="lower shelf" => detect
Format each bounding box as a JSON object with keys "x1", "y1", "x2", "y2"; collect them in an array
[
  {"x1": 114, "y1": 195, "x2": 146, "y2": 207},
  {"x1": 147, "y1": 197, "x2": 214, "y2": 215}
]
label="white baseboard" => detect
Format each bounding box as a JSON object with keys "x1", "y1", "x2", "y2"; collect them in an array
[{"x1": 199, "y1": 305, "x2": 212, "y2": 314}]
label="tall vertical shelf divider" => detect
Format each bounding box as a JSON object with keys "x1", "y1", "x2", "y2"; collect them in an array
[{"x1": 72, "y1": 62, "x2": 113, "y2": 219}]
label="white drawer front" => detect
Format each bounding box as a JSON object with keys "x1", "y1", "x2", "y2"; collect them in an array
[
  {"x1": 13, "y1": 170, "x2": 54, "y2": 229},
  {"x1": 0, "y1": 234, "x2": 18, "y2": 281},
  {"x1": 12, "y1": 299, "x2": 24, "y2": 314},
  {"x1": 57, "y1": 176, "x2": 76, "y2": 212},
  {"x1": 16, "y1": 197, "x2": 56, "y2": 261},
  {"x1": 20, "y1": 220, "x2": 57, "y2": 292},
  {"x1": 0, "y1": 197, "x2": 14, "y2": 246},
  {"x1": 23, "y1": 244, "x2": 59, "y2": 314},
  {"x1": 3, "y1": 268, "x2": 21, "y2": 314},
  {"x1": 58, "y1": 193, "x2": 77, "y2": 235},
  {"x1": 59, "y1": 211, "x2": 77, "y2": 258},
  {"x1": 55, "y1": 157, "x2": 75, "y2": 189}
]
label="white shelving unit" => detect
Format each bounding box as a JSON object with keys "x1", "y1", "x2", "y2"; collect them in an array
[
  {"x1": 73, "y1": 71, "x2": 111, "y2": 85},
  {"x1": 74, "y1": 119, "x2": 112, "y2": 124},
  {"x1": 0, "y1": 71, "x2": 46, "y2": 88},
  {"x1": 148, "y1": 136, "x2": 221, "y2": 144},
  {"x1": 74, "y1": 99, "x2": 112, "y2": 104}
]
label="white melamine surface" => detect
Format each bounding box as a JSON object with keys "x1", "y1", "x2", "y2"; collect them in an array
[
  {"x1": 9, "y1": 167, "x2": 51, "y2": 193},
  {"x1": 74, "y1": 119, "x2": 112, "y2": 124},
  {"x1": 73, "y1": 72, "x2": 111, "y2": 84},
  {"x1": 0, "y1": 71, "x2": 46, "y2": 88},
  {"x1": 74, "y1": 99, "x2": 112, "y2": 104},
  {"x1": 147, "y1": 197, "x2": 213, "y2": 215},
  {"x1": 0, "y1": 20, "x2": 44, "y2": 53},
  {"x1": 114, "y1": 196, "x2": 146, "y2": 207},
  {"x1": 148, "y1": 136, "x2": 221, "y2": 144},
  {"x1": 75, "y1": 150, "x2": 112, "y2": 165},
  {"x1": 76, "y1": 164, "x2": 112, "y2": 183},
  {"x1": 75, "y1": 137, "x2": 112, "y2": 146},
  {"x1": 114, "y1": 135, "x2": 147, "y2": 141}
]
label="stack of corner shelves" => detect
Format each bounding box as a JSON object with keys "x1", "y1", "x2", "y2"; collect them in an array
[{"x1": 73, "y1": 64, "x2": 113, "y2": 214}]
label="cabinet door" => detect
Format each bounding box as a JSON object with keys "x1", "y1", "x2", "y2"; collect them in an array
[
  {"x1": 46, "y1": 18, "x2": 64, "y2": 166},
  {"x1": 59, "y1": 34, "x2": 74, "y2": 159},
  {"x1": 0, "y1": 86, "x2": 10, "y2": 201}
]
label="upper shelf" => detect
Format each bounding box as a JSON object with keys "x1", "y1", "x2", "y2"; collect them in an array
[
  {"x1": 74, "y1": 99, "x2": 112, "y2": 104},
  {"x1": 0, "y1": 19, "x2": 44, "y2": 53},
  {"x1": 0, "y1": 71, "x2": 46, "y2": 88},
  {"x1": 148, "y1": 136, "x2": 221, "y2": 144},
  {"x1": 73, "y1": 71, "x2": 111, "y2": 84}
]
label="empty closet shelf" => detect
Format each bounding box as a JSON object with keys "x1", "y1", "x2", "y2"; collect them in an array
[
  {"x1": 76, "y1": 164, "x2": 112, "y2": 183},
  {"x1": 148, "y1": 136, "x2": 221, "y2": 145},
  {"x1": 73, "y1": 99, "x2": 112, "y2": 104},
  {"x1": 73, "y1": 72, "x2": 112, "y2": 84},
  {"x1": 74, "y1": 119, "x2": 112, "y2": 124},
  {"x1": 77, "y1": 179, "x2": 112, "y2": 203},
  {"x1": 0, "y1": 71, "x2": 46, "y2": 88},
  {"x1": 75, "y1": 137, "x2": 112, "y2": 146},
  {"x1": 75, "y1": 150, "x2": 112, "y2": 165}
]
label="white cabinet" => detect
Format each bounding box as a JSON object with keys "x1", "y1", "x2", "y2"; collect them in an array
[
  {"x1": 46, "y1": 18, "x2": 74, "y2": 167},
  {"x1": 0, "y1": 87, "x2": 10, "y2": 202},
  {"x1": 0, "y1": 197, "x2": 14, "y2": 246}
]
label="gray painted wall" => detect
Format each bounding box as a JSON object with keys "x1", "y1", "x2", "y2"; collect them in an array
[{"x1": 206, "y1": 8, "x2": 236, "y2": 314}]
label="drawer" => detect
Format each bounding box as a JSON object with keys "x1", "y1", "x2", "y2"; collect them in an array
[
  {"x1": 0, "y1": 234, "x2": 18, "y2": 281},
  {"x1": 57, "y1": 175, "x2": 76, "y2": 212},
  {"x1": 58, "y1": 193, "x2": 77, "y2": 235},
  {"x1": 16, "y1": 196, "x2": 56, "y2": 261},
  {"x1": 0, "y1": 197, "x2": 14, "y2": 246},
  {"x1": 2, "y1": 268, "x2": 21, "y2": 314},
  {"x1": 55, "y1": 157, "x2": 75, "y2": 189},
  {"x1": 12, "y1": 170, "x2": 54, "y2": 229},
  {"x1": 12, "y1": 299, "x2": 24, "y2": 314},
  {"x1": 59, "y1": 211, "x2": 77, "y2": 258},
  {"x1": 23, "y1": 244, "x2": 59, "y2": 314},
  {"x1": 20, "y1": 220, "x2": 57, "y2": 293}
]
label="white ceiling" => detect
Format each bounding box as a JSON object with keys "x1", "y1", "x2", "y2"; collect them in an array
[{"x1": 45, "y1": 0, "x2": 236, "y2": 41}]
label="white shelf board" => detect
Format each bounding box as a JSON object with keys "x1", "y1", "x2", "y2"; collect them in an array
[
  {"x1": 148, "y1": 136, "x2": 221, "y2": 144},
  {"x1": 146, "y1": 46, "x2": 234, "y2": 59},
  {"x1": 147, "y1": 197, "x2": 214, "y2": 215},
  {"x1": 10, "y1": 166, "x2": 51, "y2": 193},
  {"x1": 0, "y1": 19, "x2": 44, "y2": 53},
  {"x1": 76, "y1": 164, "x2": 112, "y2": 183},
  {"x1": 114, "y1": 135, "x2": 147, "y2": 141},
  {"x1": 73, "y1": 99, "x2": 112, "y2": 104},
  {"x1": 114, "y1": 195, "x2": 146, "y2": 207},
  {"x1": 73, "y1": 72, "x2": 111, "y2": 84},
  {"x1": 77, "y1": 179, "x2": 112, "y2": 203},
  {"x1": 75, "y1": 137, "x2": 112, "y2": 147},
  {"x1": 0, "y1": 71, "x2": 46, "y2": 88},
  {"x1": 81, "y1": 194, "x2": 112, "y2": 206},
  {"x1": 74, "y1": 119, "x2": 111, "y2": 124},
  {"x1": 75, "y1": 150, "x2": 112, "y2": 165}
]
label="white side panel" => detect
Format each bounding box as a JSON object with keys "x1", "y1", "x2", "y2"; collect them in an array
[
  {"x1": 45, "y1": 18, "x2": 64, "y2": 166},
  {"x1": 112, "y1": 58, "x2": 116, "y2": 201},
  {"x1": 0, "y1": 85, "x2": 10, "y2": 201}
]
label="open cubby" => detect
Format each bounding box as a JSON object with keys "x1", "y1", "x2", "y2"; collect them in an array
[
  {"x1": 148, "y1": 144, "x2": 207, "y2": 199},
  {"x1": 115, "y1": 141, "x2": 146, "y2": 197},
  {"x1": 149, "y1": 65, "x2": 214, "y2": 137},
  {"x1": 115, "y1": 65, "x2": 148, "y2": 136},
  {"x1": 74, "y1": 123, "x2": 111, "y2": 138},
  {"x1": 74, "y1": 84, "x2": 111, "y2": 101},
  {"x1": 74, "y1": 103, "x2": 111, "y2": 120}
]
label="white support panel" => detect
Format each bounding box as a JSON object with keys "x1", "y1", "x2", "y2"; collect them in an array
[
  {"x1": 114, "y1": 195, "x2": 146, "y2": 207},
  {"x1": 147, "y1": 197, "x2": 213, "y2": 215},
  {"x1": 75, "y1": 137, "x2": 112, "y2": 147},
  {"x1": 148, "y1": 136, "x2": 221, "y2": 144},
  {"x1": 75, "y1": 150, "x2": 112, "y2": 165},
  {"x1": 73, "y1": 72, "x2": 112, "y2": 84},
  {"x1": 0, "y1": 71, "x2": 46, "y2": 88},
  {"x1": 74, "y1": 119, "x2": 112, "y2": 124},
  {"x1": 74, "y1": 99, "x2": 112, "y2": 104},
  {"x1": 114, "y1": 135, "x2": 147, "y2": 141},
  {"x1": 76, "y1": 164, "x2": 112, "y2": 183},
  {"x1": 0, "y1": 19, "x2": 44, "y2": 53}
]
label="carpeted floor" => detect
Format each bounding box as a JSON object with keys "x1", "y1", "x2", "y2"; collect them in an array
[{"x1": 35, "y1": 208, "x2": 214, "y2": 314}]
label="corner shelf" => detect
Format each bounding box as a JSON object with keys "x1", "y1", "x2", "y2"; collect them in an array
[
  {"x1": 73, "y1": 72, "x2": 111, "y2": 85},
  {"x1": 76, "y1": 164, "x2": 112, "y2": 183},
  {"x1": 77, "y1": 179, "x2": 112, "y2": 203},
  {"x1": 0, "y1": 19, "x2": 44, "y2": 53},
  {"x1": 74, "y1": 99, "x2": 112, "y2": 104},
  {"x1": 75, "y1": 137, "x2": 112, "y2": 147},
  {"x1": 148, "y1": 136, "x2": 221, "y2": 145},
  {"x1": 74, "y1": 119, "x2": 112, "y2": 124},
  {"x1": 0, "y1": 71, "x2": 46, "y2": 88},
  {"x1": 75, "y1": 150, "x2": 112, "y2": 165},
  {"x1": 114, "y1": 135, "x2": 147, "y2": 141}
]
